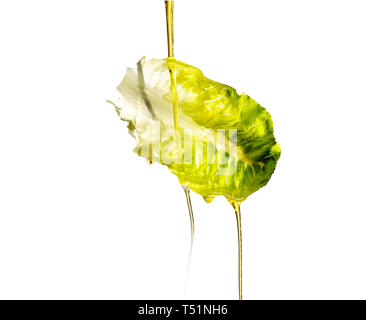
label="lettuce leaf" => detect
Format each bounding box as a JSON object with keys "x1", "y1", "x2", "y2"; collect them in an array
[{"x1": 113, "y1": 57, "x2": 280, "y2": 201}]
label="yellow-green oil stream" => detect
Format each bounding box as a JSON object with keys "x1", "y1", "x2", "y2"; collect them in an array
[
  {"x1": 164, "y1": 0, "x2": 243, "y2": 300},
  {"x1": 165, "y1": 0, "x2": 195, "y2": 273}
]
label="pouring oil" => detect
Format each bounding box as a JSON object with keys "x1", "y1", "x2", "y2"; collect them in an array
[
  {"x1": 165, "y1": 0, "x2": 243, "y2": 301},
  {"x1": 165, "y1": 0, "x2": 178, "y2": 129},
  {"x1": 227, "y1": 198, "x2": 243, "y2": 300},
  {"x1": 182, "y1": 185, "x2": 194, "y2": 265},
  {"x1": 164, "y1": 0, "x2": 195, "y2": 276}
]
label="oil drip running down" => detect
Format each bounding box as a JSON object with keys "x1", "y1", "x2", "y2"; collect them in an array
[
  {"x1": 227, "y1": 198, "x2": 243, "y2": 300},
  {"x1": 164, "y1": 0, "x2": 195, "y2": 273},
  {"x1": 182, "y1": 185, "x2": 194, "y2": 265}
]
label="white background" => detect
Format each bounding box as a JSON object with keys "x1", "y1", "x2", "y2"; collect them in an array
[{"x1": 0, "y1": 0, "x2": 366, "y2": 300}]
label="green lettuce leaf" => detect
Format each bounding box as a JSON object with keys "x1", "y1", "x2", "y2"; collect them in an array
[{"x1": 113, "y1": 57, "x2": 280, "y2": 201}]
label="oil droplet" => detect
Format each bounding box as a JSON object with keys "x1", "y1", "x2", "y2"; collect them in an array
[{"x1": 203, "y1": 196, "x2": 215, "y2": 203}]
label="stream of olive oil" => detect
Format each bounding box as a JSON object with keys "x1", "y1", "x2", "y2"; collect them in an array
[
  {"x1": 165, "y1": 0, "x2": 178, "y2": 129},
  {"x1": 165, "y1": 0, "x2": 195, "y2": 271},
  {"x1": 228, "y1": 198, "x2": 243, "y2": 300},
  {"x1": 182, "y1": 185, "x2": 194, "y2": 264},
  {"x1": 165, "y1": 0, "x2": 242, "y2": 300}
]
